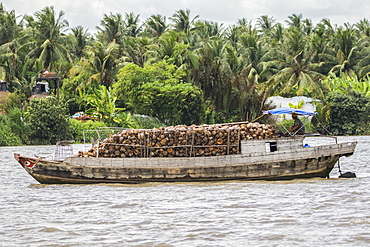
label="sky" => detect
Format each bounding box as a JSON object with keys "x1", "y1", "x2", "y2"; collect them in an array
[{"x1": 2, "y1": 0, "x2": 370, "y2": 34}]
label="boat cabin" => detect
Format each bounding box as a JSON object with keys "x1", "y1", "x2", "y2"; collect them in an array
[{"x1": 241, "y1": 136, "x2": 305, "y2": 155}]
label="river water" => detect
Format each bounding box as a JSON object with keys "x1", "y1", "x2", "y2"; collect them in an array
[{"x1": 1, "y1": 136, "x2": 369, "y2": 246}]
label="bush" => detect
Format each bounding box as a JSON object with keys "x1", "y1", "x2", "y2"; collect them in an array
[
  {"x1": 0, "y1": 92, "x2": 26, "y2": 114},
  {"x1": 131, "y1": 114, "x2": 164, "y2": 129},
  {"x1": 6, "y1": 107, "x2": 30, "y2": 144},
  {"x1": 114, "y1": 62, "x2": 205, "y2": 125},
  {"x1": 326, "y1": 90, "x2": 370, "y2": 135},
  {"x1": 27, "y1": 98, "x2": 72, "y2": 145},
  {"x1": 69, "y1": 119, "x2": 106, "y2": 143},
  {"x1": 0, "y1": 121, "x2": 22, "y2": 146}
]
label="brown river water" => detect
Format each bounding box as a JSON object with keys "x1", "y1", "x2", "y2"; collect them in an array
[{"x1": 1, "y1": 136, "x2": 369, "y2": 246}]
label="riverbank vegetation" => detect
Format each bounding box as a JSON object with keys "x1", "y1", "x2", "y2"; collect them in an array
[{"x1": 0, "y1": 5, "x2": 369, "y2": 145}]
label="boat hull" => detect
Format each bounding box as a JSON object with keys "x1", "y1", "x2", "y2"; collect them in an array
[{"x1": 14, "y1": 139, "x2": 357, "y2": 184}]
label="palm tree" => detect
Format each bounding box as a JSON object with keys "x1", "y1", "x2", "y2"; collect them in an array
[
  {"x1": 70, "y1": 26, "x2": 91, "y2": 59},
  {"x1": 0, "y1": 4, "x2": 23, "y2": 45},
  {"x1": 193, "y1": 21, "x2": 224, "y2": 40},
  {"x1": 195, "y1": 37, "x2": 229, "y2": 111},
  {"x1": 329, "y1": 26, "x2": 362, "y2": 77},
  {"x1": 285, "y1": 14, "x2": 303, "y2": 29},
  {"x1": 121, "y1": 36, "x2": 152, "y2": 67},
  {"x1": 170, "y1": 9, "x2": 199, "y2": 35},
  {"x1": 355, "y1": 18, "x2": 370, "y2": 37},
  {"x1": 266, "y1": 50, "x2": 327, "y2": 99},
  {"x1": 263, "y1": 26, "x2": 327, "y2": 99},
  {"x1": 123, "y1": 12, "x2": 142, "y2": 37},
  {"x1": 23, "y1": 6, "x2": 74, "y2": 74},
  {"x1": 69, "y1": 40, "x2": 120, "y2": 89},
  {"x1": 256, "y1": 15, "x2": 276, "y2": 35},
  {"x1": 96, "y1": 13, "x2": 124, "y2": 44},
  {"x1": 0, "y1": 5, "x2": 25, "y2": 86},
  {"x1": 144, "y1": 14, "x2": 167, "y2": 38},
  {"x1": 146, "y1": 30, "x2": 180, "y2": 60}
]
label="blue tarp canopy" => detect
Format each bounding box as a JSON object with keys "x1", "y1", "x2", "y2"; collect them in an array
[{"x1": 262, "y1": 107, "x2": 317, "y2": 116}]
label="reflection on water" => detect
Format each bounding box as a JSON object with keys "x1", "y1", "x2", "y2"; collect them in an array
[{"x1": 1, "y1": 136, "x2": 369, "y2": 246}]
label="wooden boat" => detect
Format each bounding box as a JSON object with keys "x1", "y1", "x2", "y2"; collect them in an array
[{"x1": 14, "y1": 136, "x2": 357, "y2": 184}]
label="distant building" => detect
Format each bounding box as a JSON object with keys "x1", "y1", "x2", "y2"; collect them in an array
[
  {"x1": 29, "y1": 71, "x2": 59, "y2": 100},
  {"x1": 0, "y1": 81, "x2": 7, "y2": 91}
]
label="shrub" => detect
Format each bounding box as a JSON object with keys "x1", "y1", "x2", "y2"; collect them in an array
[
  {"x1": 326, "y1": 90, "x2": 370, "y2": 135},
  {"x1": 114, "y1": 62, "x2": 205, "y2": 125},
  {"x1": 27, "y1": 98, "x2": 72, "y2": 145},
  {"x1": 0, "y1": 120, "x2": 22, "y2": 146},
  {"x1": 69, "y1": 119, "x2": 106, "y2": 143}
]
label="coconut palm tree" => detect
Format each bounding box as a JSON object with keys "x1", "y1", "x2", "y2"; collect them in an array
[
  {"x1": 0, "y1": 5, "x2": 26, "y2": 86},
  {"x1": 121, "y1": 36, "x2": 152, "y2": 67},
  {"x1": 170, "y1": 9, "x2": 199, "y2": 35},
  {"x1": 96, "y1": 13, "x2": 124, "y2": 44},
  {"x1": 143, "y1": 14, "x2": 168, "y2": 38},
  {"x1": 69, "y1": 40, "x2": 120, "y2": 89},
  {"x1": 123, "y1": 12, "x2": 142, "y2": 38},
  {"x1": 285, "y1": 14, "x2": 303, "y2": 29},
  {"x1": 23, "y1": 6, "x2": 74, "y2": 73},
  {"x1": 355, "y1": 18, "x2": 370, "y2": 37},
  {"x1": 0, "y1": 4, "x2": 23, "y2": 45},
  {"x1": 69, "y1": 26, "x2": 91, "y2": 59},
  {"x1": 264, "y1": 26, "x2": 327, "y2": 99},
  {"x1": 256, "y1": 15, "x2": 276, "y2": 35},
  {"x1": 329, "y1": 26, "x2": 362, "y2": 77}
]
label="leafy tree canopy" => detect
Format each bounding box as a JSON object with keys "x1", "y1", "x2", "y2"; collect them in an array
[
  {"x1": 326, "y1": 90, "x2": 370, "y2": 135},
  {"x1": 114, "y1": 61, "x2": 204, "y2": 125},
  {"x1": 26, "y1": 97, "x2": 72, "y2": 144}
]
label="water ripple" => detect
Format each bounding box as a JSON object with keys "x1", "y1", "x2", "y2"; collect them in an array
[{"x1": 1, "y1": 136, "x2": 369, "y2": 246}]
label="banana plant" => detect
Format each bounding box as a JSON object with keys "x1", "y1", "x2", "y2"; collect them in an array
[{"x1": 78, "y1": 85, "x2": 133, "y2": 127}]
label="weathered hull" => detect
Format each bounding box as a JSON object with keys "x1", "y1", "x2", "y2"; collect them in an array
[{"x1": 14, "y1": 138, "x2": 357, "y2": 184}]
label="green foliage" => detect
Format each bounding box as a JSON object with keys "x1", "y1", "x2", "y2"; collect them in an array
[
  {"x1": 323, "y1": 74, "x2": 370, "y2": 97},
  {"x1": 130, "y1": 114, "x2": 164, "y2": 129},
  {"x1": 0, "y1": 92, "x2": 27, "y2": 114},
  {"x1": 59, "y1": 74, "x2": 88, "y2": 114},
  {"x1": 69, "y1": 119, "x2": 106, "y2": 143},
  {"x1": 78, "y1": 85, "x2": 135, "y2": 128},
  {"x1": 114, "y1": 61, "x2": 205, "y2": 125},
  {"x1": 0, "y1": 113, "x2": 22, "y2": 146},
  {"x1": 310, "y1": 101, "x2": 331, "y2": 134},
  {"x1": 326, "y1": 90, "x2": 370, "y2": 135},
  {"x1": 288, "y1": 100, "x2": 305, "y2": 109},
  {"x1": 3, "y1": 5, "x2": 370, "y2": 134},
  {"x1": 5, "y1": 107, "x2": 30, "y2": 143},
  {"x1": 26, "y1": 98, "x2": 72, "y2": 144},
  {"x1": 279, "y1": 117, "x2": 313, "y2": 134},
  {"x1": 110, "y1": 111, "x2": 137, "y2": 128},
  {"x1": 79, "y1": 85, "x2": 119, "y2": 121}
]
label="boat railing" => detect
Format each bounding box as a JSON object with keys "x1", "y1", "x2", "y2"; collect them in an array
[
  {"x1": 303, "y1": 135, "x2": 338, "y2": 146},
  {"x1": 54, "y1": 140, "x2": 74, "y2": 161}
]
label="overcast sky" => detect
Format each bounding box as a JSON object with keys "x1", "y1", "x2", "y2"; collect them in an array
[{"x1": 3, "y1": 0, "x2": 370, "y2": 33}]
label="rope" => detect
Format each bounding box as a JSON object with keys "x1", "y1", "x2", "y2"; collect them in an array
[
  {"x1": 337, "y1": 159, "x2": 342, "y2": 175},
  {"x1": 250, "y1": 114, "x2": 265, "y2": 123},
  {"x1": 313, "y1": 115, "x2": 333, "y2": 135}
]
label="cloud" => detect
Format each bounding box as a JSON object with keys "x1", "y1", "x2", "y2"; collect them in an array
[{"x1": 3, "y1": 0, "x2": 370, "y2": 34}]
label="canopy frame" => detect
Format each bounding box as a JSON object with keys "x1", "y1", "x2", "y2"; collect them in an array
[{"x1": 262, "y1": 107, "x2": 317, "y2": 136}]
